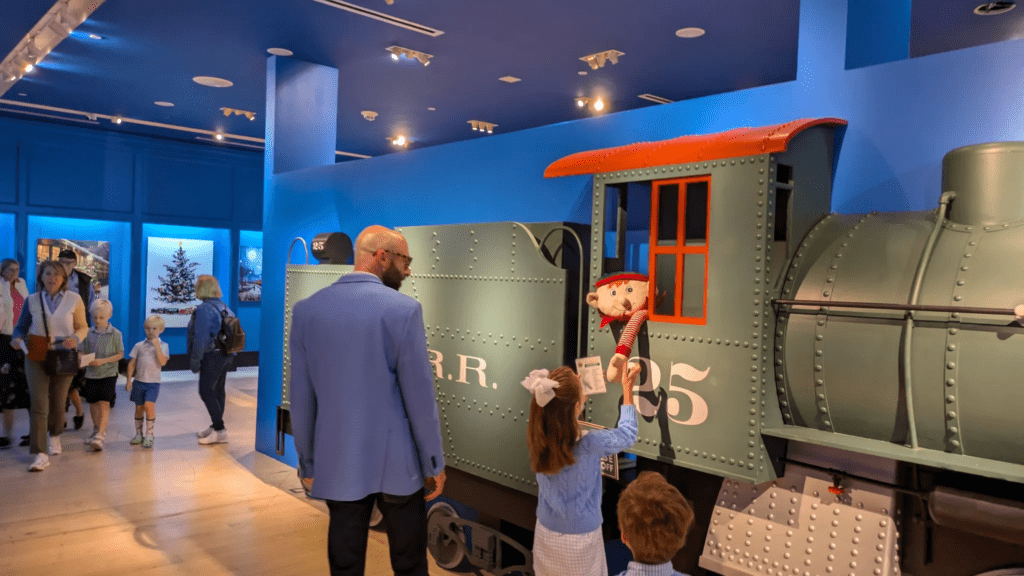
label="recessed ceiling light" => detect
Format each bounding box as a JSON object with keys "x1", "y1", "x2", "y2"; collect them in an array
[
  {"x1": 499, "y1": 76, "x2": 521, "y2": 83},
  {"x1": 593, "y1": 98, "x2": 605, "y2": 111},
  {"x1": 193, "y1": 76, "x2": 234, "y2": 88},
  {"x1": 267, "y1": 47, "x2": 294, "y2": 56},
  {"x1": 88, "y1": 34, "x2": 103, "y2": 40},
  {"x1": 428, "y1": 107, "x2": 436, "y2": 111},
  {"x1": 112, "y1": 116, "x2": 123, "y2": 124},
  {"x1": 24, "y1": 63, "x2": 34, "y2": 73},
  {"x1": 974, "y1": 2, "x2": 1015, "y2": 15},
  {"x1": 676, "y1": 27, "x2": 705, "y2": 38},
  {"x1": 578, "y1": 71, "x2": 587, "y2": 75},
  {"x1": 154, "y1": 101, "x2": 174, "y2": 107}
]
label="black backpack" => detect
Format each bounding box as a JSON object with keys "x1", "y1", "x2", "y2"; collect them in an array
[{"x1": 215, "y1": 306, "x2": 245, "y2": 354}]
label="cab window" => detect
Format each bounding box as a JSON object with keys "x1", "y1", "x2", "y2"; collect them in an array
[{"x1": 649, "y1": 177, "x2": 709, "y2": 324}]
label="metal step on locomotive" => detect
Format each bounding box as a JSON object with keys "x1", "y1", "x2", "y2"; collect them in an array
[{"x1": 277, "y1": 118, "x2": 1024, "y2": 576}]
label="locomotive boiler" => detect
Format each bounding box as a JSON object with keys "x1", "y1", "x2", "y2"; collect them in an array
[{"x1": 279, "y1": 119, "x2": 1024, "y2": 576}]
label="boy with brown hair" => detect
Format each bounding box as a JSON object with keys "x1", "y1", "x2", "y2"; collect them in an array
[{"x1": 616, "y1": 471, "x2": 695, "y2": 576}]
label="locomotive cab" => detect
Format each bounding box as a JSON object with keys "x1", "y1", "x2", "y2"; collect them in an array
[{"x1": 545, "y1": 118, "x2": 848, "y2": 485}]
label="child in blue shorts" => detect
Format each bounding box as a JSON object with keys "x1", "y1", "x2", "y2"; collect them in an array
[{"x1": 126, "y1": 315, "x2": 169, "y2": 448}]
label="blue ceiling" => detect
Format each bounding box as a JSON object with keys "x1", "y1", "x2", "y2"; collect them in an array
[{"x1": 1, "y1": 1, "x2": 1020, "y2": 159}]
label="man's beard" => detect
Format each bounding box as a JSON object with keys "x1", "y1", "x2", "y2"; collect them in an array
[{"x1": 382, "y1": 262, "x2": 404, "y2": 290}]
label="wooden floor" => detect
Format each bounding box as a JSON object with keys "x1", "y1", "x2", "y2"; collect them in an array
[{"x1": 0, "y1": 368, "x2": 459, "y2": 576}]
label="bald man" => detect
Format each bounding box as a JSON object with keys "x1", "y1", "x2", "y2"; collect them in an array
[{"x1": 289, "y1": 225, "x2": 445, "y2": 576}]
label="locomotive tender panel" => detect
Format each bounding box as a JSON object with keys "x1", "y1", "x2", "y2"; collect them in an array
[{"x1": 283, "y1": 222, "x2": 582, "y2": 497}]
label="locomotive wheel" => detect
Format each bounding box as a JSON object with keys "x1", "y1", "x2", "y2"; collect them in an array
[{"x1": 426, "y1": 502, "x2": 474, "y2": 572}]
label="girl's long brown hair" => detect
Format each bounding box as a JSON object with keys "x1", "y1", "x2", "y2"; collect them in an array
[{"x1": 526, "y1": 366, "x2": 582, "y2": 475}]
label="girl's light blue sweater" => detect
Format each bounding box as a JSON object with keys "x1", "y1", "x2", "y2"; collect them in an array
[{"x1": 536, "y1": 405, "x2": 638, "y2": 534}]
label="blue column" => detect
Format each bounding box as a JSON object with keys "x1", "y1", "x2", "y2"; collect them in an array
[
  {"x1": 264, "y1": 55, "x2": 338, "y2": 175},
  {"x1": 257, "y1": 56, "x2": 340, "y2": 463}
]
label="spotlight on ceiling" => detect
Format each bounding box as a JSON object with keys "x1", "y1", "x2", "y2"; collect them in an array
[
  {"x1": 24, "y1": 63, "x2": 35, "y2": 73},
  {"x1": 215, "y1": 132, "x2": 225, "y2": 141},
  {"x1": 579, "y1": 49, "x2": 624, "y2": 70},
  {"x1": 112, "y1": 116, "x2": 122, "y2": 124},
  {"x1": 361, "y1": 110, "x2": 378, "y2": 121},
  {"x1": 574, "y1": 96, "x2": 606, "y2": 113},
  {"x1": 221, "y1": 106, "x2": 257, "y2": 121},
  {"x1": 386, "y1": 45, "x2": 433, "y2": 66},
  {"x1": 391, "y1": 135, "x2": 407, "y2": 147},
  {"x1": 468, "y1": 120, "x2": 497, "y2": 134}
]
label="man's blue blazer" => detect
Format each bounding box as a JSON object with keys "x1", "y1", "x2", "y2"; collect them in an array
[{"x1": 289, "y1": 272, "x2": 445, "y2": 501}]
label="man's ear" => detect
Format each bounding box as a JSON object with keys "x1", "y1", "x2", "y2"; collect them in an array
[
  {"x1": 586, "y1": 292, "x2": 601, "y2": 309},
  {"x1": 620, "y1": 529, "x2": 630, "y2": 546}
]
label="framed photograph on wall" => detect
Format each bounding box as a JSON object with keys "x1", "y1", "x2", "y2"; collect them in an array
[
  {"x1": 239, "y1": 245, "x2": 262, "y2": 302},
  {"x1": 145, "y1": 237, "x2": 214, "y2": 328},
  {"x1": 36, "y1": 239, "x2": 111, "y2": 299}
]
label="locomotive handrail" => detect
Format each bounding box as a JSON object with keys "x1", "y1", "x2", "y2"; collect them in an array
[
  {"x1": 772, "y1": 299, "x2": 1019, "y2": 316},
  {"x1": 538, "y1": 225, "x2": 586, "y2": 360},
  {"x1": 902, "y1": 191, "x2": 955, "y2": 450},
  {"x1": 287, "y1": 236, "x2": 310, "y2": 265}
]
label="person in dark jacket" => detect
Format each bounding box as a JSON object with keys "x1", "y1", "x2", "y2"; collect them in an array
[
  {"x1": 187, "y1": 274, "x2": 235, "y2": 445},
  {"x1": 58, "y1": 249, "x2": 95, "y2": 430}
]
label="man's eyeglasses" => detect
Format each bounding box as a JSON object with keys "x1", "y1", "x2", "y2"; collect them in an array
[{"x1": 382, "y1": 249, "x2": 413, "y2": 267}]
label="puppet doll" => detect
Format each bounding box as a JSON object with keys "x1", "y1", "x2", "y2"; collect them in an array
[{"x1": 585, "y1": 272, "x2": 650, "y2": 383}]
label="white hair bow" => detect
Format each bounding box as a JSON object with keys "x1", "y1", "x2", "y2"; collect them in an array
[{"x1": 521, "y1": 369, "x2": 560, "y2": 407}]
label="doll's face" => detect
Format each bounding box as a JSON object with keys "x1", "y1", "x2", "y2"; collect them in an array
[{"x1": 589, "y1": 279, "x2": 648, "y2": 318}]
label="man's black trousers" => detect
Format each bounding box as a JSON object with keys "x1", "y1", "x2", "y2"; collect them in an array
[{"x1": 325, "y1": 488, "x2": 429, "y2": 576}]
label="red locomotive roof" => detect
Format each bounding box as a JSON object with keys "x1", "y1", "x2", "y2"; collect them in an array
[{"x1": 543, "y1": 117, "x2": 847, "y2": 178}]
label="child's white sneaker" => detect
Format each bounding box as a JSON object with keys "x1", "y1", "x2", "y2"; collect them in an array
[
  {"x1": 89, "y1": 435, "x2": 104, "y2": 452},
  {"x1": 130, "y1": 433, "x2": 144, "y2": 445},
  {"x1": 197, "y1": 426, "x2": 215, "y2": 438},
  {"x1": 48, "y1": 435, "x2": 62, "y2": 455},
  {"x1": 29, "y1": 453, "x2": 50, "y2": 471},
  {"x1": 84, "y1": 430, "x2": 97, "y2": 444},
  {"x1": 142, "y1": 436, "x2": 154, "y2": 449}
]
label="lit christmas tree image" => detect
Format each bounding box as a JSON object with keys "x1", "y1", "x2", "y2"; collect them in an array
[{"x1": 153, "y1": 242, "x2": 199, "y2": 303}]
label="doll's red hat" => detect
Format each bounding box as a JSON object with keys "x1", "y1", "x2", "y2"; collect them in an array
[{"x1": 594, "y1": 272, "x2": 648, "y2": 288}]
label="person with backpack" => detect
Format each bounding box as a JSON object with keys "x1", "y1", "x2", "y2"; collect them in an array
[{"x1": 187, "y1": 274, "x2": 237, "y2": 445}]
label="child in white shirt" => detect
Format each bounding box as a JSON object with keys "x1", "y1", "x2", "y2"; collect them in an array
[{"x1": 126, "y1": 315, "x2": 169, "y2": 448}]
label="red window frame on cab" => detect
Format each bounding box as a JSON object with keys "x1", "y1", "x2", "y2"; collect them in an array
[{"x1": 648, "y1": 176, "x2": 709, "y2": 325}]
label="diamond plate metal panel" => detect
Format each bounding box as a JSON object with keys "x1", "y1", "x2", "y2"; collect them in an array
[{"x1": 699, "y1": 465, "x2": 900, "y2": 576}]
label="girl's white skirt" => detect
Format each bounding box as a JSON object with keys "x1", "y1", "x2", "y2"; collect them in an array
[{"x1": 532, "y1": 520, "x2": 608, "y2": 576}]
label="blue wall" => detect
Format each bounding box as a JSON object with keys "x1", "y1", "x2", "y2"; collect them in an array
[
  {"x1": 0, "y1": 115, "x2": 263, "y2": 352},
  {"x1": 255, "y1": 0, "x2": 1024, "y2": 464}
]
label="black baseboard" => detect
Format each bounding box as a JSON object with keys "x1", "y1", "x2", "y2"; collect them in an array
[{"x1": 164, "y1": 351, "x2": 259, "y2": 372}]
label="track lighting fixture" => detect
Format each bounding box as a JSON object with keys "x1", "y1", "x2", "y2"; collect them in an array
[
  {"x1": 579, "y1": 49, "x2": 624, "y2": 70},
  {"x1": 574, "y1": 96, "x2": 607, "y2": 113},
  {"x1": 386, "y1": 45, "x2": 433, "y2": 66},
  {"x1": 112, "y1": 116, "x2": 122, "y2": 124},
  {"x1": 221, "y1": 107, "x2": 257, "y2": 121},
  {"x1": 1, "y1": 0, "x2": 106, "y2": 93},
  {"x1": 468, "y1": 120, "x2": 497, "y2": 134}
]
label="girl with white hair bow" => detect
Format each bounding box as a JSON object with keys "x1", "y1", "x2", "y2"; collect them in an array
[{"x1": 521, "y1": 363, "x2": 640, "y2": 576}]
